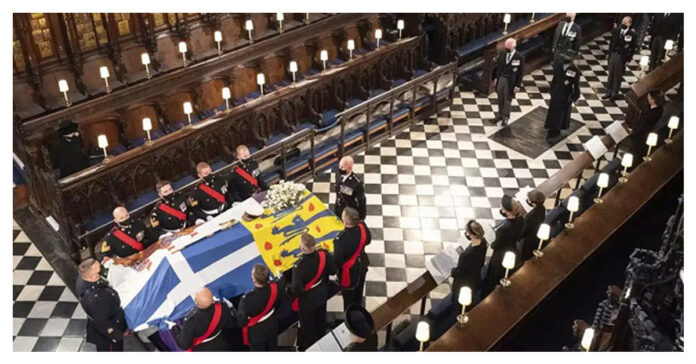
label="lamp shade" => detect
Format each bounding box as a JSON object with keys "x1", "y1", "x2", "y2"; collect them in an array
[
  {"x1": 458, "y1": 286, "x2": 472, "y2": 306},
  {"x1": 320, "y1": 50, "x2": 328, "y2": 61},
  {"x1": 245, "y1": 19, "x2": 254, "y2": 31},
  {"x1": 668, "y1": 116, "x2": 680, "y2": 129},
  {"x1": 375, "y1": 29, "x2": 382, "y2": 39},
  {"x1": 597, "y1": 173, "x2": 609, "y2": 188},
  {"x1": 567, "y1": 196, "x2": 579, "y2": 212},
  {"x1": 581, "y1": 328, "x2": 595, "y2": 350},
  {"x1": 142, "y1": 117, "x2": 152, "y2": 131},
  {"x1": 621, "y1": 153, "x2": 633, "y2": 168},
  {"x1": 646, "y1": 132, "x2": 658, "y2": 147},
  {"x1": 221, "y1": 87, "x2": 231, "y2": 100},
  {"x1": 214, "y1": 30, "x2": 223, "y2": 42},
  {"x1": 183, "y1": 101, "x2": 193, "y2": 114},
  {"x1": 503, "y1": 13, "x2": 511, "y2": 24},
  {"x1": 397, "y1": 19, "x2": 405, "y2": 30},
  {"x1": 141, "y1": 53, "x2": 151, "y2": 65},
  {"x1": 664, "y1": 39, "x2": 674, "y2": 50},
  {"x1": 276, "y1": 12, "x2": 284, "y2": 21},
  {"x1": 97, "y1": 134, "x2": 108, "y2": 149},
  {"x1": 415, "y1": 321, "x2": 430, "y2": 342},
  {"x1": 537, "y1": 223, "x2": 550, "y2": 240},
  {"x1": 639, "y1": 55, "x2": 649, "y2": 67},
  {"x1": 289, "y1": 61, "x2": 298, "y2": 72},
  {"x1": 256, "y1": 73, "x2": 265, "y2": 85},
  {"x1": 58, "y1": 79, "x2": 69, "y2": 92},
  {"x1": 99, "y1": 66, "x2": 110, "y2": 79},
  {"x1": 502, "y1": 251, "x2": 516, "y2": 269},
  {"x1": 178, "y1": 41, "x2": 187, "y2": 53},
  {"x1": 347, "y1": 39, "x2": 355, "y2": 50}
]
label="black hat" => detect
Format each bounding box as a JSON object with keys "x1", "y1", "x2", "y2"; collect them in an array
[
  {"x1": 58, "y1": 119, "x2": 78, "y2": 135},
  {"x1": 344, "y1": 304, "x2": 374, "y2": 339},
  {"x1": 501, "y1": 194, "x2": 513, "y2": 211}
]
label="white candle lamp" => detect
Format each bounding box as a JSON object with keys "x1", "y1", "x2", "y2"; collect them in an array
[
  {"x1": 618, "y1": 153, "x2": 633, "y2": 183},
  {"x1": 639, "y1": 55, "x2": 649, "y2": 77},
  {"x1": 99, "y1": 66, "x2": 111, "y2": 94},
  {"x1": 594, "y1": 173, "x2": 610, "y2": 204},
  {"x1": 415, "y1": 321, "x2": 430, "y2": 351},
  {"x1": 214, "y1": 30, "x2": 223, "y2": 55},
  {"x1": 643, "y1": 132, "x2": 658, "y2": 161},
  {"x1": 500, "y1": 251, "x2": 516, "y2": 287},
  {"x1": 183, "y1": 101, "x2": 193, "y2": 125},
  {"x1": 581, "y1": 327, "x2": 595, "y2": 352},
  {"x1": 142, "y1": 117, "x2": 152, "y2": 144},
  {"x1": 533, "y1": 223, "x2": 551, "y2": 258},
  {"x1": 141, "y1": 53, "x2": 152, "y2": 79},
  {"x1": 289, "y1": 61, "x2": 298, "y2": 84},
  {"x1": 97, "y1": 134, "x2": 109, "y2": 161},
  {"x1": 503, "y1": 14, "x2": 512, "y2": 35},
  {"x1": 276, "y1": 13, "x2": 284, "y2": 33},
  {"x1": 347, "y1": 39, "x2": 355, "y2": 59},
  {"x1": 257, "y1": 73, "x2": 265, "y2": 95},
  {"x1": 663, "y1": 39, "x2": 674, "y2": 62},
  {"x1": 222, "y1": 87, "x2": 231, "y2": 111},
  {"x1": 58, "y1": 79, "x2": 71, "y2": 107},
  {"x1": 565, "y1": 195, "x2": 579, "y2": 229},
  {"x1": 179, "y1": 41, "x2": 188, "y2": 67},
  {"x1": 665, "y1": 116, "x2": 679, "y2": 144},
  {"x1": 375, "y1": 29, "x2": 382, "y2": 49},
  {"x1": 456, "y1": 286, "x2": 472, "y2": 325},
  {"x1": 530, "y1": 12, "x2": 536, "y2": 22},
  {"x1": 245, "y1": 20, "x2": 254, "y2": 43},
  {"x1": 305, "y1": 13, "x2": 310, "y2": 23},
  {"x1": 397, "y1": 19, "x2": 405, "y2": 39},
  {"x1": 320, "y1": 50, "x2": 328, "y2": 70}
]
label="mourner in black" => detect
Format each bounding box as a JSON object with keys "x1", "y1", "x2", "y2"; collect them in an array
[
  {"x1": 98, "y1": 206, "x2": 156, "y2": 262},
  {"x1": 188, "y1": 161, "x2": 229, "y2": 222},
  {"x1": 172, "y1": 287, "x2": 234, "y2": 351},
  {"x1": 630, "y1": 89, "x2": 664, "y2": 164},
  {"x1": 544, "y1": 57, "x2": 581, "y2": 144},
  {"x1": 450, "y1": 220, "x2": 487, "y2": 310},
  {"x1": 228, "y1": 145, "x2": 267, "y2": 202},
  {"x1": 552, "y1": 13, "x2": 583, "y2": 70},
  {"x1": 344, "y1": 304, "x2": 378, "y2": 352},
  {"x1": 76, "y1": 259, "x2": 128, "y2": 352},
  {"x1": 519, "y1": 190, "x2": 547, "y2": 262},
  {"x1": 492, "y1": 38, "x2": 525, "y2": 126},
  {"x1": 236, "y1": 264, "x2": 282, "y2": 351},
  {"x1": 52, "y1": 119, "x2": 89, "y2": 178},
  {"x1": 603, "y1": 17, "x2": 636, "y2": 102},
  {"x1": 333, "y1": 207, "x2": 372, "y2": 311},
  {"x1": 334, "y1": 156, "x2": 366, "y2": 220},
  {"x1": 482, "y1": 195, "x2": 525, "y2": 297},
  {"x1": 288, "y1": 233, "x2": 338, "y2": 351},
  {"x1": 150, "y1": 180, "x2": 190, "y2": 237},
  {"x1": 648, "y1": 13, "x2": 683, "y2": 72}
]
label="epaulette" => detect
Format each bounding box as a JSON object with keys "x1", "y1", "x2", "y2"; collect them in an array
[
  {"x1": 187, "y1": 196, "x2": 198, "y2": 207},
  {"x1": 100, "y1": 241, "x2": 111, "y2": 253}
]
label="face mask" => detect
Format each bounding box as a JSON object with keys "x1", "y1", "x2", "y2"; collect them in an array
[
  {"x1": 162, "y1": 193, "x2": 175, "y2": 203},
  {"x1": 203, "y1": 175, "x2": 214, "y2": 184},
  {"x1": 621, "y1": 24, "x2": 628, "y2": 30},
  {"x1": 118, "y1": 217, "x2": 133, "y2": 227},
  {"x1": 499, "y1": 209, "x2": 507, "y2": 218},
  {"x1": 464, "y1": 232, "x2": 472, "y2": 241},
  {"x1": 565, "y1": 16, "x2": 572, "y2": 23},
  {"x1": 339, "y1": 168, "x2": 348, "y2": 175},
  {"x1": 526, "y1": 199, "x2": 533, "y2": 207}
]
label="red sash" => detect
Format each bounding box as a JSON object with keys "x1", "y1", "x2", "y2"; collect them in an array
[
  {"x1": 113, "y1": 229, "x2": 143, "y2": 252},
  {"x1": 242, "y1": 283, "x2": 278, "y2": 346},
  {"x1": 158, "y1": 202, "x2": 187, "y2": 221},
  {"x1": 234, "y1": 166, "x2": 259, "y2": 188},
  {"x1": 292, "y1": 251, "x2": 326, "y2": 311},
  {"x1": 186, "y1": 302, "x2": 222, "y2": 352},
  {"x1": 199, "y1": 183, "x2": 226, "y2": 204},
  {"x1": 340, "y1": 223, "x2": 368, "y2": 288}
]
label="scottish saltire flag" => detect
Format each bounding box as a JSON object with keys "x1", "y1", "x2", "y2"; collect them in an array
[{"x1": 107, "y1": 190, "x2": 343, "y2": 331}]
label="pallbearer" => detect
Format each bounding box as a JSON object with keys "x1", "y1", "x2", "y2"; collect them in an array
[
  {"x1": 333, "y1": 207, "x2": 372, "y2": 311},
  {"x1": 552, "y1": 13, "x2": 582, "y2": 70},
  {"x1": 228, "y1": 145, "x2": 267, "y2": 202},
  {"x1": 603, "y1": 16, "x2": 636, "y2": 102},
  {"x1": 172, "y1": 287, "x2": 234, "y2": 351},
  {"x1": 492, "y1": 38, "x2": 525, "y2": 126},
  {"x1": 236, "y1": 264, "x2": 281, "y2": 351},
  {"x1": 150, "y1": 180, "x2": 190, "y2": 237},
  {"x1": 334, "y1": 156, "x2": 366, "y2": 220},
  {"x1": 98, "y1": 206, "x2": 156, "y2": 262},
  {"x1": 188, "y1": 162, "x2": 229, "y2": 223}
]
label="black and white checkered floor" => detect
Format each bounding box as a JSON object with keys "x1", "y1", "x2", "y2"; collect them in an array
[{"x1": 13, "y1": 31, "x2": 679, "y2": 351}]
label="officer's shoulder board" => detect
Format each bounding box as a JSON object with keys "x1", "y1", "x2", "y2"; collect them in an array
[
  {"x1": 100, "y1": 240, "x2": 111, "y2": 253},
  {"x1": 350, "y1": 174, "x2": 361, "y2": 183},
  {"x1": 187, "y1": 195, "x2": 199, "y2": 207}
]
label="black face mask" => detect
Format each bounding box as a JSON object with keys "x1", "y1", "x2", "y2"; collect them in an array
[
  {"x1": 621, "y1": 24, "x2": 628, "y2": 30},
  {"x1": 339, "y1": 168, "x2": 348, "y2": 175},
  {"x1": 565, "y1": 16, "x2": 572, "y2": 23},
  {"x1": 499, "y1": 209, "x2": 508, "y2": 218},
  {"x1": 203, "y1": 175, "x2": 215, "y2": 184},
  {"x1": 464, "y1": 232, "x2": 472, "y2": 241},
  {"x1": 162, "y1": 193, "x2": 175, "y2": 204},
  {"x1": 118, "y1": 218, "x2": 133, "y2": 228}
]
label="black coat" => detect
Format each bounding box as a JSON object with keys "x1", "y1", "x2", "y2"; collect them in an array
[
  {"x1": 630, "y1": 106, "x2": 664, "y2": 159},
  {"x1": 236, "y1": 281, "x2": 284, "y2": 346},
  {"x1": 333, "y1": 222, "x2": 372, "y2": 289},
  {"x1": 187, "y1": 176, "x2": 229, "y2": 220},
  {"x1": 520, "y1": 205, "x2": 547, "y2": 262},
  {"x1": 54, "y1": 135, "x2": 89, "y2": 178},
  {"x1": 545, "y1": 64, "x2": 581, "y2": 131},
  {"x1": 97, "y1": 220, "x2": 156, "y2": 261},
  {"x1": 173, "y1": 302, "x2": 235, "y2": 351},
  {"x1": 288, "y1": 249, "x2": 338, "y2": 310},
  {"x1": 335, "y1": 172, "x2": 367, "y2": 219},
  {"x1": 649, "y1": 13, "x2": 683, "y2": 40},
  {"x1": 76, "y1": 277, "x2": 127, "y2": 347},
  {"x1": 227, "y1": 159, "x2": 267, "y2": 202},
  {"x1": 149, "y1": 194, "x2": 190, "y2": 235},
  {"x1": 608, "y1": 27, "x2": 637, "y2": 63},
  {"x1": 553, "y1": 21, "x2": 583, "y2": 58},
  {"x1": 494, "y1": 50, "x2": 525, "y2": 89},
  {"x1": 450, "y1": 241, "x2": 487, "y2": 302},
  {"x1": 485, "y1": 216, "x2": 525, "y2": 289}
]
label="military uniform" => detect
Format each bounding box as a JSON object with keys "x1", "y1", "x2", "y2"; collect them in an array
[
  {"x1": 494, "y1": 49, "x2": 525, "y2": 124},
  {"x1": 227, "y1": 159, "x2": 265, "y2": 202},
  {"x1": 173, "y1": 301, "x2": 234, "y2": 351},
  {"x1": 334, "y1": 171, "x2": 366, "y2": 220},
  {"x1": 150, "y1": 194, "x2": 190, "y2": 235},
  {"x1": 236, "y1": 280, "x2": 284, "y2": 351},
  {"x1": 552, "y1": 20, "x2": 583, "y2": 69},
  {"x1": 605, "y1": 26, "x2": 636, "y2": 99},
  {"x1": 188, "y1": 175, "x2": 229, "y2": 221},
  {"x1": 97, "y1": 219, "x2": 154, "y2": 261},
  {"x1": 288, "y1": 249, "x2": 338, "y2": 351},
  {"x1": 333, "y1": 222, "x2": 371, "y2": 311},
  {"x1": 76, "y1": 277, "x2": 127, "y2": 351}
]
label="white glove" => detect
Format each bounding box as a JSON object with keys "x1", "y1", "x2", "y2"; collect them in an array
[
  {"x1": 158, "y1": 232, "x2": 173, "y2": 241},
  {"x1": 195, "y1": 218, "x2": 205, "y2": 225},
  {"x1": 165, "y1": 320, "x2": 176, "y2": 329},
  {"x1": 206, "y1": 215, "x2": 214, "y2": 221}
]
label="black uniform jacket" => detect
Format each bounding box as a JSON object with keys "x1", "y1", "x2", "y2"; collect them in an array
[
  {"x1": 288, "y1": 249, "x2": 338, "y2": 310},
  {"x1": 335, "y1": 171, "x2": 367, "y2": 219},
  {"x1": 173, "y1": 301, "x2": 235, "y2": 351},
  {"x1": 227, "y1": 159, "x2": 266, "y2": 202},
  {"x1": 333, "y1": 222, "x2": 372, "y2": 289},
  {"x1": 188, "y1": 175, "x2": 229, "y2": 220},
  {"x1": 236, "y1": 280, "x2": 286, "y2": 345},
  {"x1": 150, "y1": 194, "x2": 190, "y2": 234},
  {"x1": 98, "y1": 220, "x2": 155, "y2": 260},
  {"x1": 76, "y1": 277, "x2": 127, "y2": 345}
]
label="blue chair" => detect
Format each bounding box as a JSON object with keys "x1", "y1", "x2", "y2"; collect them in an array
[
  {"x1": 210, "y1": 160, "x2": 228, "y2": 172},
  {"x1": 319, "y1": 109, "x2": 339, "y2": 128},
  {"x1": 126, "y1": 190, "x2": 159, "y2": 212},
  {"x1": 171, "y1": 175, "x2": 197, "y2": 191},
  {"x1": 369, "y1": 88, "x2": 387, "y2": 98},
  {"x1": 393, "y1": 78, "x2": 407, "y2": 87},
  {"x1": 258, "y1": 166, "x2": 281, "y2": 187},
  {"x1": 348, "y1": 98, "x2": 364, "y2": 108},
  {"x1": 295, "y1": 121, "x2": 317, "y2": 133},
  {"x1": 265, "y1": 132, "x2": 289, "y2": 146}
]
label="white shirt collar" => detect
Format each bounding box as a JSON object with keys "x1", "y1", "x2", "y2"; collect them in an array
[{"x1": 341, "y1": 171, "x2": 352, "y2": 182}]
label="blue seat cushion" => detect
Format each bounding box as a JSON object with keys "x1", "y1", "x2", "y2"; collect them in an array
[
  {"x1": 126, "y1": 190, "x2": 159, "y2": 212},
  {"x1": 266, "y1": 133, "x2": 288, "y2": 146},
  {"x1": 112, "y1": 145, "x2": 128, "y2": 156},
  {"x1": 248, "y1": 146, "x2": 259, "y2": 154},
  {"x1": 366, "y1": 116, "x2": 388, "y2": 132},
  {"x1": 201, "y1": 109, "x2": 215, "y2": 119},
  {"x1": 344, "y1": 128, "x2": 364, "y2": 144},
  {"x1": 151, "y1": 130, "x2": 166, "y2": 140},
  {"x1": 258, "y1": 167, "x2": 281, "y2": 187},
  {"x1": 328, "y1": 58, "x2": 345, "y2": 66},
  {"x1": 393, "y1": 78, "x2": 407, "y2": 87},
  {"x1": 295, "y1": 121, "x2": 316, "y2": 132},
  {"x1": 320, "y1": 109, "x2": 339, "y2": 127},
  {"x1": 306, "y1": 68, "x2": 320, "y2": 76},
  {"x1": 370, "y1": 88, "x2": 387, "y2": 98},
  {"x1": 415, "y1": 95, "x2": 431, "y2": 109},
  {"x1": 130, "y1": 137, "x2": 145, "y2": 148},
  {"x1": 414, "y1": 69, "x2": 428, "y2": 78},
  {"x1": 82, "y1": 213, "x2": 113, "y2": 232},
  {"x1": 285, "y1": 153, "x2": 310, "y2": 174},
  {"x1": 389, "y1": 106, "x2": 410, "y2": 121},
  {"x1": 348, "y1": 98, "x2": 364, "y2": 108},
  {"x1": 210, "y1": 160, "x2": 227, "y2": 172},
  {"x1": 314, "y1": 140, "x2": 339, "y2": 160},
  {"x1": 273, "y1": 80, "x2": 291, "y2": 89},
  {"x1": 171, "y1": 175, "x2": 197, "y2": 190}
]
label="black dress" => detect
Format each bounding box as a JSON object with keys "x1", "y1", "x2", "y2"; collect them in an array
[
  {"x1": 450, "y1": 241, "x2": 487, "y2": 307},
  {"x1": 519, "y1": 205, "x2": 547, "y2": 262},
  {"x1": 482, "y1": 216, "x2": 525, "y2": 296},
  {"x1": 544, "y1": 64, "x2": 581, "y2": 137}
]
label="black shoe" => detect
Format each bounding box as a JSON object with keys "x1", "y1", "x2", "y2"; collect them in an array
[
  {"x1": 501, "y1": 118, "x2": 508, "y2": 126},
  {"x1": 601, "y1": 94, "x2": 612, "y2": 100}
]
